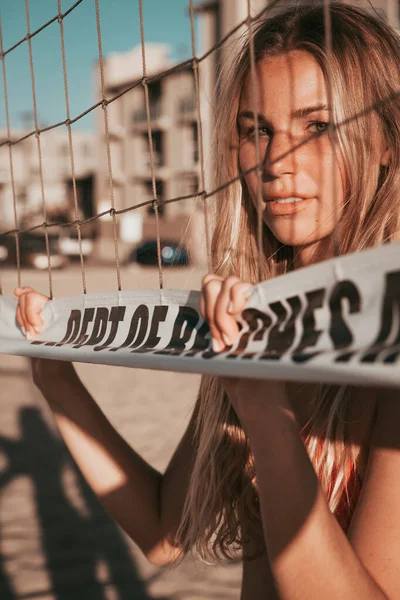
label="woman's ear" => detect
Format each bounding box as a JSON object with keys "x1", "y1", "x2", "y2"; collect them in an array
[{"x1": 380, "y1": 147, "x2": 391, "y2": 166}]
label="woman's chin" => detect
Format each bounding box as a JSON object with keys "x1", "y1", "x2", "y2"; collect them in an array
[{"x1": 269, "y1": 230, "x2": 322, "y2": 249}]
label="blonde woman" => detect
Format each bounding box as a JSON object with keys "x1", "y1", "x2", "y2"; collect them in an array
[{"x1": 15, "y1": 3, "x2": 400, "y2": 598}]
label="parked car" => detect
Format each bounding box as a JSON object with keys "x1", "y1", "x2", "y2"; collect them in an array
[
  {"x1": 127, "y1": 239, "x2": 190, "y2": 267},
  {"x1": 59, "y1": 230, "x2": 94, "y2": 260},
  {"x1": 0, "y1": 231, "x2": 68, "y2": 270}
]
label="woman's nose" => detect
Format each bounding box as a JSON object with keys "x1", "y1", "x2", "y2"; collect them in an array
[{"x1": 263, "y1": 132, "x2": 297, "y2": 179}]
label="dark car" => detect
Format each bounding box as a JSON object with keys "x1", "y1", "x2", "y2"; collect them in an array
[
  {"x1": 0, "y1": 231, "x2": 68, "y2": 270},
  {"x1": 127, "y1": 239, "x2": 190, "y2": 267}
]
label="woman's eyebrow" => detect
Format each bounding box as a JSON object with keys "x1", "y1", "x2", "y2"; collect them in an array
[
  {"x1": 292, "y1": 104, "x2": 330, "y2": 118},
  {"x1": 238, "y1": 105, "x2": 330, "y2": 122}
]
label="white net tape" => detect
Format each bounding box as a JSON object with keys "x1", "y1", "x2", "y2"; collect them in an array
[{"x1": 2, "y1": 241, "x2": 400, "y2": 386}]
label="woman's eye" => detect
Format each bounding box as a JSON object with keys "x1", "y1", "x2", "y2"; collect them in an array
[
  {"x1": 258, "y1": 127, "x2": 270, "y2": 137},
  {"x1": 309, "y1": 121, "x2": 329, "y2": 135},
  {"x1": 245, "y1": 126, "x2": 270, "y2": 138}
]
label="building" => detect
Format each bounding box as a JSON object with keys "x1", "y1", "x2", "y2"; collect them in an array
[
  {"x1": 94, "y1": 44, "x2": 203, "y2": 264},
  {"x1": 0, "y1": 128, "x2": 95, "y2": 238}
]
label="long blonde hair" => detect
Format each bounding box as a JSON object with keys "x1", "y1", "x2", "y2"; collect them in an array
[{"x1": 177, "y1": 2, "x2": 400, "y2": 561}]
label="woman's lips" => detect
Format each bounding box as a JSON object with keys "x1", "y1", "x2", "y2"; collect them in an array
[{"x1": 265, "y1": 196, "x2": 315, "y2": 216}]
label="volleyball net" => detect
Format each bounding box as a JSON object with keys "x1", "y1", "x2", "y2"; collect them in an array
[{"x1": 1, "y1": 0, "x2": 400, "y2": 387}]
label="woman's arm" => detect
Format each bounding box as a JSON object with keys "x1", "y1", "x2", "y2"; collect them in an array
[
  {"x1": 16, "y1": 287, "x2": 196, "y2": 566},
  {"x1": 200, "y1": 273, "x2": 399, "y2": 599},
  {"x1": 241, "y1": 515, "x2": 280, "y2": 600},
  {"x1": 33, "y1": 359, "x2": 197, "y2": 566},
  {"x1": 229, "y1": 379, "x2": 393, "y2": 600}
]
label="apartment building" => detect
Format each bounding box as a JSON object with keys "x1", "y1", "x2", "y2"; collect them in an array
[
  {"x1": 0, "y1": 128, "x2": 95, "y2": 236},
  {"x1": 94, "y1": 43, "x2": 202, "y2": 264}
]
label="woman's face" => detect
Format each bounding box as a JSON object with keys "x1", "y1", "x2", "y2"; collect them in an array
[{"x1": 238, "y1": 50, "x2": 346, "y2": 263}]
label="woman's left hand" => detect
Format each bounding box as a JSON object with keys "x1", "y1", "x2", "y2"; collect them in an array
[
  {"x1": 200, "y1": 274, "x2": 253, "y2": 353},
  {"x1": 200, "y1": 274, "x2": 288, "y2": 424}
]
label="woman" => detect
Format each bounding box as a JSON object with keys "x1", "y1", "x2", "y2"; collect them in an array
[{"x1": 15, "y1": 3, "x2": 400, "y2": 598}]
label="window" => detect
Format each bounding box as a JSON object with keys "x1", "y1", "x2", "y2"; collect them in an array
[
  {"x1": 177, "y1": 174, "x2": 198, "y2": 197},
  {"x1": 142, "y1": 131, "x2": 163, "y2": 167}
]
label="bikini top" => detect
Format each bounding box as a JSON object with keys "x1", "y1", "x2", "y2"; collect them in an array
[{"x1": 301, "y1": 431, "x2": 362, "y2": 533}]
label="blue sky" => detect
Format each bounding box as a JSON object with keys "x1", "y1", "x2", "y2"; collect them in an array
[{"x1": 0, "y1": 0, "x2": 197, "y2": 131}]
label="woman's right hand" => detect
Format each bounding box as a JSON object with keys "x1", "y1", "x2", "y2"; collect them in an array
[
  {"x1": 14, "y1": 286, "x2": 49, "y2": 340},
  {"x1": 15, "y1": 286, "x2": 76, "y2": 397}
]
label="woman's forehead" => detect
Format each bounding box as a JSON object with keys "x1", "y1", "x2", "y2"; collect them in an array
[{"x1": 239, "y1": 51, "x2": 328, "y2": 113}]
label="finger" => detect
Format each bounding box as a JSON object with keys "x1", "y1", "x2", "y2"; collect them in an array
[
  {"x1": 17, "y1": 292, "x2": 31, "y2": 337},
  {"x1": 202, "y1": 277, "x2": 225, "y2": 352},
  {"x1": 14, "y1": 287, "x2": 33, "y2": 297},
  {"x1": 214, "y1": 276, "x2": 242, "y2": 346},
  {"x1": 15, "y1": 288, "x2": 34, "y2": 335},
  {"x1": 25, "y1": 293, "x2": 47, "y2": 338},
  {"x1": 228, "y1": 282, "x2": 253, "y2": 315},
  {"x1": 200, "y1": 274, "x2": 223, "y2": 321},
  {"x1": 16, "y1": 306, "x2": 26, "y2": 335}
]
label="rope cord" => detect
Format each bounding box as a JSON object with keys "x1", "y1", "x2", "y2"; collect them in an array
[
  {"x1": 247, "y1": 0, "x2": 264, "y2": 282},
  {"x1": 0, "y1": 16, "x2": 21, "y2": 293},
  {"x1": 138, "y1": 0, "x2": 164, "y2": 290},
  {"x1": 323, "y1": 0, "x2": 340, "y2": 258},
  {"x1": 189, "y1": 0, "x2": 211, "y2": 272},
  {"x1": 0, "y1": 88, "x2": 395, "y2": 240},
  {"x1": 94, "y1": 0, "x2": 122, "y2": 292},
  {"x1": 57, "y1": 0, "x2": 87, "y2": 294},
  {"x1": 1, "y1": 1, "x2": 84, "y2": 58},
  {"x1": 0, "y1": 3, "x2": 277, "y2": 150},
  {"x1": 25, "y1": 0, "x2": 53, "y2": 299},
  {"x1": 0, "y1": 0, "x2": 397, "y2": 277}
]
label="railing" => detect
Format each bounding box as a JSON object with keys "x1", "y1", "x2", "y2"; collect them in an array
[{"x1": 132, "y1": 101, "x2": 163, "y2": 124}]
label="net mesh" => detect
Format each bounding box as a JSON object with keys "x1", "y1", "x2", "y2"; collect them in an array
[{"x1": 0, "y1": 0, "x2": 398, "y2": 298}]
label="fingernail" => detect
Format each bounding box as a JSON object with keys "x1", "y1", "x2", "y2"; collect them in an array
[
  {"x1": 26, "y1": 331, "x2": 32, "y2": 340},
  {"x1": 21, "y1": 326, "x2": 26, "y2": 336},
  {"x1": 227, "y1": 302, "x2": 234, "y2": 314},
  {"x1": 212, "y1": 338, "x2": 223, "y2": 353},
  {"x1": 34, "y1": 326, "x2": 40, "y2": 333},
  {"x1": 222, "y1": 333, "x2": 232, "y2": 346}
]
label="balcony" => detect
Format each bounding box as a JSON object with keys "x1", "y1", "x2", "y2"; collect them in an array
[
  {"x1": 178, "y1": 97, "x2": 197, "y2": 123},
  {"x1": 137, "y1": 152, "x2": 163, "y2": 173},
  {"x1": 147, "y1": 151, "x2": 163, "y2": 168},
  {"x1": 132, "y1": 101, "x2": 163, "y2": 125},
  {"x1": 179, "y1": 96, "x2": 196, "y2": 114}
]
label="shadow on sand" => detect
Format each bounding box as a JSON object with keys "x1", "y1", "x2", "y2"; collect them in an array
[{"x1": 0, "y1": 406, "x2": 169, "y2": 600}]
